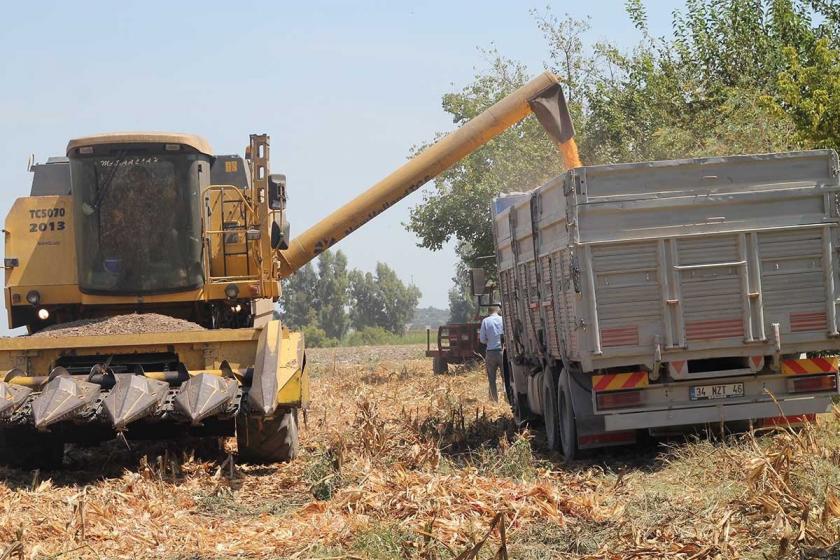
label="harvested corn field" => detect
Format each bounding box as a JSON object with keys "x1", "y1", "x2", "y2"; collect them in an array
[
  {"x1": 32, "y1": 314, "x2": 204, "y2": 337},
  {"x1": 0, "y1": 344, "x2": 839, "y2": 559}
]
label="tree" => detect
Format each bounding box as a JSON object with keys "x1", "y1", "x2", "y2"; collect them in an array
[
  {"x1": 348, "y1": 269, "x2": 382, "y2": 331},
  {"x1": 406, "y1": 53, "x2": 567, "y2": 271},
  {"x1": 315, "y1": 250, "x2": 350, "y2": 340},
  {"x1": 770, "y1": 38, "x2": 840, "y2": 149},
  {"x1": 349, "y1": 263, "x2": 422, "y2": 335},
  {"x1": 408, "y1": 1, "x2": 837, "y2": 289},
  {"x1": 448, "y1": 265, "x2": 477, "y2": 323},
  {"x1": 279, "y1": 262, "x2": 318, "y2": 330}
]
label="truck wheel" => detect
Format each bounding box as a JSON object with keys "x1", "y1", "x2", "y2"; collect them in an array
[
  {"x1": 236, "y1": 408, "x2": 299, "y2": 463},
  {"x1": 558, "y1": 381, "x2": 579, "y2": 460},
  {"x1": 501, "y1": 354, "x2": 514, "y2": 405},
  {"x1": 0, "y1": 427, "x2": 64, "y2": 470},
  {"x1": 543, "y1": 370, "x2": 560, "y2": 451},
  {"x1": 432, "y1": 357, "x2": 449, "y2": 375}
]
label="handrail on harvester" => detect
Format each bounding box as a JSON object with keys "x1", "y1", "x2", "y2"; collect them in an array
[{"x1": 275, "y1": 70, "x2": 577, "y2": 277}]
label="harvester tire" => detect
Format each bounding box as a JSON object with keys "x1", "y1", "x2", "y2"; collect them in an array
[
  {"x1": 432, "y1": 357, "x2": 448, "y2": 375},
  {"x1": 0, "y1": 427, "x2": 64, "y2": 470},
  {"x1": 236, "y1": 408, "x2": 299, "y2": 463}
]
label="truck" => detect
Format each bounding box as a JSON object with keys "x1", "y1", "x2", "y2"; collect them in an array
[
  {"x1": 0, "y1": 72, "x2": 577, "y2": 467},
  {"x1": 490, "y1": 150, "x2": 840, "y2": 459}
]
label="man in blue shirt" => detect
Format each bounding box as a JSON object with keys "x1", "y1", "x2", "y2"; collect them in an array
[{"x1": 479, "y1": 304, "x2": 505, "y2": 402}]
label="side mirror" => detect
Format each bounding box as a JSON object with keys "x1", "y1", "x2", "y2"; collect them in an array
[
  {"x1": 469, "y1": 268, "x2": 490, "y2": 296},
  {"x1": 268, "y1": 173, "x2": 286, "y2": 211},
  {"x1": 271, "y1": 218, "x2": 289, "y2": 250}
]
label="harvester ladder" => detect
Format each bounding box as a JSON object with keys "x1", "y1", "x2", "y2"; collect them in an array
[
  {"x1": 204, "y1": 185, "x2": 260, "y2": 283},
  {"x1": 220, "y1": 190, "x2": 251, "y2": 278}
]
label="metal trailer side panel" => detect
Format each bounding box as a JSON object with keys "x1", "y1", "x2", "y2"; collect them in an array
[
  {"x1": 494, "y1": 200, "x2": 532, "y2": 363},
  {"x1": 580, "y1": 150, "x2": 836, "y2": 201},
  {"x1": 493, "y1": 206, "x2": 519, "y2": 358},
  {"x1": 564, "y1": 150, "x2": 840, "y2": 372},
  {"x1": 532, "y1": 176, "x2": 583, "y2": 362},
  {"x1": 510, "y1": 196, "x2": 542, "y2": 358}
]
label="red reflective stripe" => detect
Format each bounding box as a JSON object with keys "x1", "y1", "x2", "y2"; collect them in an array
[
  {"x1": 593, "y1": 376, "x2": 613, "y2": 391},
  {"x1": 622, "y1": 371, "x2": 646, "y2": 389},
  {"x1": 811, "y1": 357, "x2": 835, "y2": 372},
  {"x1": 785, "y1": 360, "x2": 808, "y2": 375}
]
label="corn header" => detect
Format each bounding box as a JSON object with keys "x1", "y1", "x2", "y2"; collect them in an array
[{"x1": 0, "y1": 72, "x2": 576, "y2": 467}]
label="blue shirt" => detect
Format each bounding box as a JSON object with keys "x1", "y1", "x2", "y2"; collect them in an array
[{"x1": 480, "y1": 313, "x2": 504, "y2": 351}]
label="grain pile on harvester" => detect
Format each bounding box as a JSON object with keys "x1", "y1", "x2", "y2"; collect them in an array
[{"x1": 0, "y1": 72, "x2": 579, "y2": 467}]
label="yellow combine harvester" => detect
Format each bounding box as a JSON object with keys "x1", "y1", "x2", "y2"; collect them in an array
[{"x1": 0, "y1": 72, "x2": 576, "y2": 467}]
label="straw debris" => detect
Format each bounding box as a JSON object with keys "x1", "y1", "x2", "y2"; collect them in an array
[{"x1": 0, "y1": 343, "x2": 838, "y2": 559}]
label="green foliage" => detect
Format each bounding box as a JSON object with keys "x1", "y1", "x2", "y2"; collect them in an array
[
  {"x1": 283, "y1": 252, "x2": 423, "y2": 344},
  {"x1": 279, "y1": 263, "x2": 317, "y2": 330},
  {"x1": 406, "y1": 53, "x2": 566, "y2": 269},
  {"x1": 316, "y1": 250, "x2": 350, "y2": 340},
  {"x1": 411, "y1": 306, "x2": 450, "y2": 328},
  {"x1": 448, "y1": 264, "x2": 477, "y2": 323},
  {"x1": 408, "y1": 1, "x2": 840, "y2": 299},
  {"x1": 304, "y1": 447, "x2": 342, "y2": 500},
  {"x1": 349, "y1": 263, "x2": 421, "y2": 335},
  {"x1": 772, "y1": 38, "x2": 840, "y2": 149},
  {"x1": 280, "y1": 249, "x2": 348, "y2": 340},
  {"x1": 302, "y1": 325, "x2": 339, "y2": 348},
  {"x1": 344, "y1": 326, "x2": 399, "y2": 346}
]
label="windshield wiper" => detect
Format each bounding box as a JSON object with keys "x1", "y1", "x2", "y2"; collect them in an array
[{"x1": 92, "y1": 150, "x2": 127, "y2": 210}]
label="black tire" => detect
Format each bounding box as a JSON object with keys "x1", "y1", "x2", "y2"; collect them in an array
[
  {"x1": 512, "y1": 392, "x2": 530, "y2": 427},
  {"x1": 236, "y1": 408, "x2": 299, "y2": 464},
  {"x1": 501, "y1": 354, "x2": 515, "y2": 405},
  {"x1": 432, "y1": 357, "x2": 449, "y2": 375},
  {"x1": 558, "y1": 379, "x2": 579, "y2": 461},
  {"x1": 542, "y1": 370, "x2": 560, "y2": 451},
  {"x1": 0, "y1": 427, "x2": 64, "y2": 470}
]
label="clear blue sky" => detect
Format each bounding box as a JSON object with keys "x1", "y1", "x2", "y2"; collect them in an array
[{"x1": 0, "y1": 0, "x2": 685, "y2": 326}]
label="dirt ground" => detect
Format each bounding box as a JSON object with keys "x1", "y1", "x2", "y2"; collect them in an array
[{"x1": 0, "y1": 344, "x2": 839, "y2": 559}]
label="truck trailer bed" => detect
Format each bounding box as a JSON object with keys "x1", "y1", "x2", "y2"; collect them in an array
[{"x1": 493, "y1": 150, "x2": 840, "y2": 453}]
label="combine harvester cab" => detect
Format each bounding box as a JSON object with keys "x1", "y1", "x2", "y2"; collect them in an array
[{"x1": 494, "y1": 150, "x2": 840, "y2": 459}]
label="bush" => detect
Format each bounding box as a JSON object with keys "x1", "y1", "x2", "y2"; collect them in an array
[
  {"x1": 302, "y1": 325, "x2": 340, "y2": 348},
  {"x1": 344, "y1": 326, "x2": 398, "y2": 347}
]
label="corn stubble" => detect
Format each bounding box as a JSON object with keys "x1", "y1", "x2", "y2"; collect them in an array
[{"x1": 0, "y1": 344, "x2": 838, "y2": 559}]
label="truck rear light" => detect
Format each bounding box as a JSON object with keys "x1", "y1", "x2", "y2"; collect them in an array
[
  {"x1": 596, "y1": 390, "x2": 642, "y2": 410},
  {"x1": 760, "y1": 414, "x2": 816, "y2": 428},
  {"x1": 789, "y1": 375, "x2": 837, "y2": 393},
  {"x1": 578, "y1": 430, "x2": 636, "y2": 447}
]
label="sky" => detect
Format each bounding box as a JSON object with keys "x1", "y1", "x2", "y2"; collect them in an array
[{"x1": 0, "y1": 0, "x2": 686, "y2": 325}]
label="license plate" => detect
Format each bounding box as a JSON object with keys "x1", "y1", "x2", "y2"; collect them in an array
[{"x1": 690, "y1": 382, "x2": 744, "y2": 401}]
